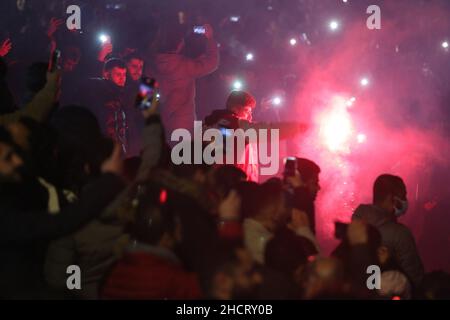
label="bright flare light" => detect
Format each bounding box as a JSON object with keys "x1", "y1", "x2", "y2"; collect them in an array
[
  {"x1": 99, "y1": 34, "x2": 110, "y2": 44},
  {"x1": 318, "y1": 96, "x2": 354, "y2": 153},
  {"x1": 357, "y1": 133, "x2": 367, "y2": 143},
  {"x1": 442, "y1": 41, "x2": 449, "y2": 49},
  {"x1": 360, "y1": 78, "x2": 369, "y2": 86},
  {"x1": 290, "y1": 38, "x2": 297, "y2": 46},
  {"x1": 346, "y1": 96, "x2": 357, "y2": 106},
  {"x1": 246, "y1": 53, "x2": 254, "y2": 61},
  {"x1": 329, "y1": 21, "x2": 339, "y2": 31},
  {"x1": 273, "y1": 96, "x2": 282, "y2": 106},
  {"x1": 232, "y1": 80, "x2": 243, "y2": 90}
]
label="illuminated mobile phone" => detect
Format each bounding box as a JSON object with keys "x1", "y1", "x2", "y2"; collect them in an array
[
  {"x1": 135, "y1": 77, "x2": 159, "y2": 110},
  {"x1": 193, "y1": 26, "x2": 206, "y2": 34},
  {"x1": 48, "y1": 49, "x2": 61, "y2": 72}
]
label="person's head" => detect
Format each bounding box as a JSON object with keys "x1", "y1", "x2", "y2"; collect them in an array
[
  {"x1": 50, "y1": 105, "x2": 109, "y2": 191},
  {"x1": 211, "y1": 165, "x2": 247, "y2": 200},
  {"x1": 62, "y1": 46, "x2": 81, "y2": 72},
  {"x1": 130, "y1": 187, "x2": 182, "y2": 250},
  {"x1": 17, "y1": 0, "x2": 26, "y2": 11},
  {"x1": 296, "y1": 158, "x2": 321, "y2": 200},
  {"x1": 333, "y1": 221, "x2": 382, "y2": 270},
  {"x1": 103, "y1": 58, "x2": 127, "y2": 87},
  {"x1": 373, "y1": 174, "x2": 408, "y2": 217},
  {"x1": 210, "y1": 246, "x2": 262, "y2": 300},
  {"x1": 171, "y1": 141, "x2": 212, "y2": 186},
  {"x1": 7, "y1": 117, "x2": 57, "y2": 180},
  {"x1": 0, "y1": 126, "x2": 24, "y2": 184},
  {"x1": 265, "y1": 230, "x2": 313, "y2": 281},
  {"x1": 124, "y1": 52, "x2": 144, "y2": 82},
  {"x1": 254, "y1": 181, "x2": 288, "y2": 232},
  {"x1": 226, "y1": 91, "x2": 256, "y2": 121},
  {"x1": 235, "y1": 181, "x2": 260, "y2": 219}
]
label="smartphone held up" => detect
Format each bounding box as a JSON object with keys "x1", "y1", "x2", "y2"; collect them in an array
[
  {"x1": 48, "y1": 49, "x2": 61, "y2": 72},
  {"x1": 135, "y1": 77, "x2": 160, "y2": 110},
  {"x1": 193, "y1": 26, "x2": 206, "y2": 34}
]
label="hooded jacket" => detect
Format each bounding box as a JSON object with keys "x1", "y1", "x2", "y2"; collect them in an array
[{"x1": 352, "y1": 204, "x2": 424, "y2": 288}]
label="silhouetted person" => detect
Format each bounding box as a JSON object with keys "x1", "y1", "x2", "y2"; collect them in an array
[
  {"x1": 148, "y1": 23, "x2": 219, "y2": 140},
  {"x1": 352, "y1": 174, "x2": 424, "y2": 289}
]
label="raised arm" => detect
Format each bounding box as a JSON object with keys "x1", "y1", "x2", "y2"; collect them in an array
[
  {"x1": 183, "y1": 24, "x2": 219, "y2": 78},
  {"x1": 0, "y1": 70, "x2": 60, "y2": 125}
]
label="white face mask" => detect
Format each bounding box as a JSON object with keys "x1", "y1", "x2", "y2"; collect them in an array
[{"x1": 394, "y1": 197, "x2": 408, "y2": 217}]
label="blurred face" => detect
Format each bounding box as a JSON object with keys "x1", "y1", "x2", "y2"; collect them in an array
[
  {"x1": 0, "y1": 142, "x2": 24, "y2": 183},
  {"x1": 233, "y1": 105, "x2": 254, "y2": 122},
  {"x1": 106, "y1": 67, "x2": 127, "y2": 87},
  {"x1": 17, "y1": 0, "x2": 26, "y2": 11},
  {"x1": 389, "y1": 187, "x2": 408, "y2": 215},
  {"x1": 127, "y1": 58, "x2": 144, "y2": 82}
]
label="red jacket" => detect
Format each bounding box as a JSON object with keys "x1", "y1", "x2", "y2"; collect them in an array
[{"x1": 101, "y1": 251, "x2": 202, "y2": 300}]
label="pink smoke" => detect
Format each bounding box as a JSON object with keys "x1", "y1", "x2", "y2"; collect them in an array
[{"x1": 289, "y1": 1, "x2": 450, "y2": 264}]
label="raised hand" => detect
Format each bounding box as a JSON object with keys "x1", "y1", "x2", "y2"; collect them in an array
[
  {"x1": 0, "y1": 38, "x2": 12, "y2": 57},
  {"x1": 347, "y1": 220, "x2": 369, "y2": 246},
  {"x1": 141, "y1": 92, "x2": 160, "y2": 119},
  {"x1": 98, "y1": 41, "x2": 113, "y2": 62},
  {"x1": 47, "y1": 17, "x2": 64, "y2": 38}
]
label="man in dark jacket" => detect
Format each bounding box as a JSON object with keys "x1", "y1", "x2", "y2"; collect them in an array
[
  {"x1": 0, "y1": 126, "x2": 125, "y2": 299},
  {"x1": 149, "y1": 23, "x2": 219, "y2": 140},
  {"x1": 352, "y1": 174, "x2": 424, "y2": 289},
  {"x1": 82, "y1": 58, "x2": 129, "y2": 156},
  {"x1": 284, "y1": 157, "x2": 321, "y2": 236},
  {"x1": 123, "y1": 52, "x2": 145, "y2": 157}
]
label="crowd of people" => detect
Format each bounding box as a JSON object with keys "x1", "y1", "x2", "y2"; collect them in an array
[{"x1": 1, "y1": 0, "x2": 449, "y2": 300}]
